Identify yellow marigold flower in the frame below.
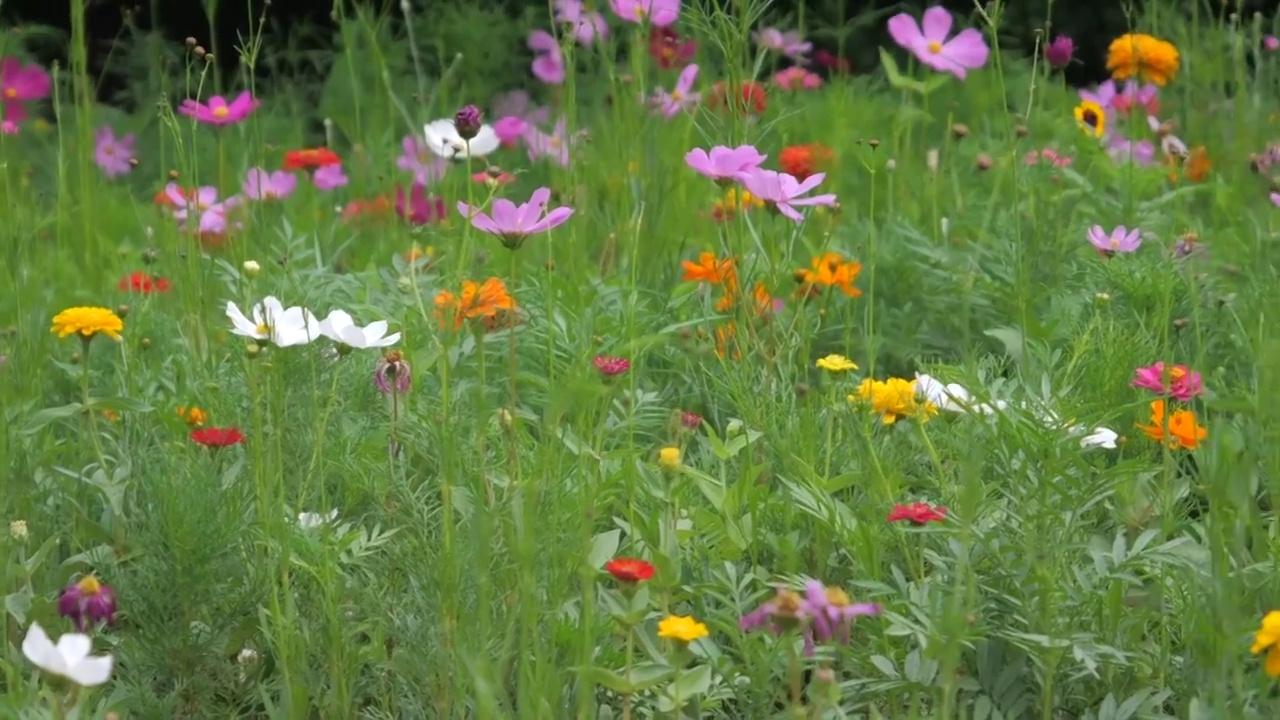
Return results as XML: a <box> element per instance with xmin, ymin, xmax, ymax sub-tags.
<box><xmin>1074</xmin><ymin>100</ymin><xmax>1106</xmax><ymax>139</ymax></box>
<box><xmin>50</xmin><ymin>306</ymin><xmax>124</xmax><ymax>341</ymax></box>
<box><xmin>851</xmin><ymin>377</ymin><xmax>938</xmax><ymax>425</ymax></box>
<box><xmin>177</xmin><ymin>406</ymin><xmax>207</xmax><ymax>427</ymax></box>
<box><xmin>1107</xmin><ymin>33</ymin><xmax>1180</xmax><ymax>86</ymax></box>
<box><xmin>1252</xmin><ymin>611</ymin><xmax>1280</xmax><ymax>677</ymax></box>
<box><xmin>816</xmin><ymin>354</ymin><xmax>858</xmax><ymax>373</ymax></box>
<box><xmin>1137</xmin><ymin>399</ymin><xmax>1206</xmax><ymax>450</ymax></box>
<box><xmin>658</xmin><ymin>446</ymin><xmax>682</xmax><ymax>471</ymax></box>
<box><xmin>658</xmin><ymin>615</ymin><xmax>709</xmax><ymax>643</ymax></box>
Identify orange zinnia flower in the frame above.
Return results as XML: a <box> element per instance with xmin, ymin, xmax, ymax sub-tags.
<box><xmin>1138</xmin><ymin>399</ymin><xmax>1207</xmax><ymax>450</ymax></box>
<box><xmin>342</xmin><ymin>196</ymin><xmax>393</xmax><ymax>224</ymax></box>
<box><xmin>794</xmin><ymin>252</ymin><xmax>862</xmax><ymax>297</ymax></box>
<box><xmin>779</xmin><ymin>143</ymin><xmax>834</xmax><ymax>181</ymax></box>
<box><xmin>433</xmin><ymin>277</ymin><xmax>516</xmax><ymax>330</ymax></box>
<box><xmin>283</xmin><ymin>148</ymin><xmax>341</xmax><ymax>170</ymax></box>
<box><xmin>682</xmin><ymin>252</ymin><xmax>737</xmax><ymax>288</ymax></box>
<box><xmin>1167</xmin><ymin>146</ymin><xmax>1210</xmax><ymax>183</ymax></box>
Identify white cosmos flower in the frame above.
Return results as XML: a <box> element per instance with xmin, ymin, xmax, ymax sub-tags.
<box><xmin>296</xmin><ymin>509</ymin><xmax>339</xmax><ymax>529</ymax></box>
<box><xmin>22</xmin><ymin>622</ymin><xmax>113</xmax><ymax>687</ymax></box>
<box><xmin>318</xmin><ymin>309</ymin><xmax>401</xmax><ymax>349</ymax></box>
<box><xmin>423</xmin><ymin>119</ymin><xmax>500</xmax><ymax>160</ymax></box>
<box><xmin>226</xmin><ymin>296</ymin><xmax>320</xmax><ymax>347</ymax></box>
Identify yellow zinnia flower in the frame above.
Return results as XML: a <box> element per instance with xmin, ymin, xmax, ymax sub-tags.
<box><xmin>658</xmin><ymin>446</ymin><xmax>682</xmax><ymax>472</ymax></box>
<box><xmin>1106</xmin><ymin>33</ymin><xmax>1180</xmax><ymax>86</ymax></box>
<box><xmin>1074</xmin><ymin>100</ymin><xmax>1106</xmax><ymax>139</ymax></box>
<box><xmin>851</xmin><ymin>377</ymin><xmax>938</xmax><ymax>425</ymax></box>
<box><xmin>177</xmin><ymin>406</ymin><xmax>208</xmax><ymax>427</ymax></box>
<box><xmin>1252</xmin><ymin>611</ymin><xmax>1280</xmax><ymax>677</ymax></box>
<box><xmin>658</xmin><ymin>615</ymin><xmax>709</xmax><ymax>643</ymax></box>
<box><xmin>816</xmin><ymin>354</ymin><xmax>858</xmax><ymax>373</ymax></box>
<box><xmin>50</xmin><ymin>306</ymin><xmax>124</xmax><ymax>341</ymax></box>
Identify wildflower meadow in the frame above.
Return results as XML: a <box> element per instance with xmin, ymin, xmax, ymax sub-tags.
<box><xmin>6</xmin><ymin>0</ymin><xmax>1280</xmax><ymax>716</ymax></box>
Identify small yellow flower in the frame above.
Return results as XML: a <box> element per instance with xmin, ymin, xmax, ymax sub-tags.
<box><xmin>816</xmin><ymin>354</ymin><xmax>858</xmax><ymax>373</ymax></box>
<box><xmin>51</xmin><ymin>306</ymin><xmax>124</xmax><ymax>341</ymax></box>
<box><xmin>658</xmin><ymin>446</ymin><xmax>682</xmax><ymax>471</ymax></box>
<box><xmin>177</xmin><ymin>406</ymin><xmax>207</xmax><ymax>427</ymax></box>
<box><xmin>851</xmin><ymin>377</ymin><xmax>938</xmax><ymax>425</ymax></box>
<box><xmin>1074</xmin><ymin>100</ymin><xmax>1106</xmax><ymax>139</ymax></box>
<box><xmin>1251</xmin><ymin>611</ymin><xmax>1280</xmax><ymax>677</ymax></box>
<box><xmin>1106</xmin><ymin>33</ymin><xmax>1180</xmax><ymax>86</ymax></box>
<box><xmin>658</xmin><ymin>615</ymin><xmax>709</xmax><ymax>643</ymax></box>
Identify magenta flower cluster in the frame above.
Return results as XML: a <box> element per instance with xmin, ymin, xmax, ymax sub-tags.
<box><xmin>685</xmin><ymin>145</ymin><xmax>837</xmax><ymax>223</ymax></box>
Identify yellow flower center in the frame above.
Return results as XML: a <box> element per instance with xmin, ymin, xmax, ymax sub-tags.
<box><xmin>3</xmin><ymin>87</ymin><xmax>16</xmax><ymax>99</ymax></box>
<box><xmin>671</xmin><ymin>90</ymin><xmax>683</xmax><ymax>102</ymax></box>
<box><xmin>213</xmin><ymin>106</ymin><xmax>230</xmax><ymax>119</ymax></box>
<box><xmin>1110</xmin><ymin>238</ymin><xmax>1120</xmax><ymax>249</ymax></box>
<box><xmin>1170</xmin><ymin>367</ymin><xmax>1187</xmax><ymax>381</ymax></box>
<box><xmin>256</xmin><ymin>323</ymin><xmax>271</xmax><ymax>336</ymax></box>
<box><xmin>77</xmin><ymin>576</ymin><xmax>102</xmax><ymax>595</ymax></box>
<box><xmin>927</xmin><ymin>41</ymin><xmax>943</xmax><ymax>54</ymax></box>
<box><xmin>826</xmin><ymin>586</ymin><xmax>851</xmax><ymax>607</ymax></box>
<box><xmin>633</xmin><ymin>5</ymin><xmax>646</xmax><ymax>18</ymax></box>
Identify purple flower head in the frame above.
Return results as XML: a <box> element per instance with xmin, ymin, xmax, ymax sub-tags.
<box><xmin>243</xmin><ymin>168</ymin><xmax>298</xmax><ymax>200</ymax></box>
<box><xmin>1266</xmin><ymin>36</ymin><xmax>1280</xmax><ymax>52</ymax></box>
<box><xmin>178</xmin><ymin>90</ymin><xmax>259</xmax><ymax>125</ymax></box>
<box><xmin>313</xmin><ymin>164</ymin><xmax>349</xmax><ymax>191</ymax></box>
<box><xmin>685</xmin><ymin>145</ymin><xmax>767</xmax><ymax>185</ymax></box>
<box><xmin>1132</xmin><ymin>361</ymin><xmax>1203</xmax><ymax>402</ymax></box>
<box><xmin>1087</xmin><ymin>225</ymin><xmax>1142</xmax><ymax>255</ymax></box>
<box><xmin>1045</xmin><ymin>35</ymin><xmax>1074</xmax><ymax>68</ymax></box>
<box><xmin>1271</xmin><ymin>191</ymin><xmax>1280</xmax><ymax>207</ymax></box>
<box><xmin>740</xmin><ymin>587</ymin><xmax>806</xmax><ymax>635</ymax></box>
<box><xmin>1</xmin><ymin>119</ymin><xmax>17</xmax><ymax>134</ymax></box>
<box><xmin>491</xmin><ymin>90</ymin><xmax>551</xmax><ymax>125</ymax></box>
<box><xmin>887</xmin><ymin>7</ymin><xmax>990</xmax><ymax>80</ymax></box>
<box><xmin>610</xmin><ymin>0</ymin><xmax>680</xmax><ymax>27</ymax></box>
<box><xmin>800</xmin><ymin>580</ymin><xmax>880</xmax><ymax>648</ymax></box>
<box><xmin>397</xmin><ymin>135</ymin><xmax>451</xmax><ymax>185</ymax></box>
<box><xmin>0</xmin><ymin>57</ymin><xmax>51</xmax><ymax>103</ymax></box>
<box><xmin>650</xmin><ymin>63</ymin><xmax>700</xmax><ymax>119</ymax></box>
<box><xmin>454</xmin><ymin>104</ymin><xmax>484</xmax><ymax>140</ymax></box>
<box><xmin>735</xmin><ymin>168</ymin><xmax>837</xmax><ymax>222</ymax></box>
<box><xmin>57</xmin><ymin>575</ymin><xmax>117</xmax><ymax>631</ymax></box>
<box><xmin>555</xmin><ymin>0</ymin><xmax>609</xmax><ymax>45</ymax></box>
<box><xmin>94</xmin><ymin>125</ymin><xmax>135</xmax><ymax>179</ymax></box>
<box><xmin>457</xmin><ymin>186</ymin><xmax>574</xmax><ymax>250</ymax></box>
<box><xmin>493</xmin><ymin>116</ymin><xmax>530</xmax><ymax>148</ymax></box>
<box><xmin>1107</xmin><ymin>135</ymin><xmax>1156</xmax><ymax>166</ymax></box>
<box><xmin>1081</xmin><ymin>80</ymin><xmax>1158</xmax><ymax>116</ymax></box>
<box><xmin>524</xmin><ymin>118</ymin><xmax>573</xmax><ymax>166</ymax></box>
<box><xmin>529</xmin><ymin>30</ymin><xmax>566</xmax><ymax>85</ymax></box>
<box><xmin>375</xmin><ymin>350</ymin><xmax>412</xmax><ymax>396</ymax></box>
<box><xmin>753</xmin><ymin>28</ymin><xmax>811</xmax><ymax>60</ymax></box>
<box><xmin>395</xmin><ymin>183</ymin><xmax>447</xmax><ymax>226</ymax></box>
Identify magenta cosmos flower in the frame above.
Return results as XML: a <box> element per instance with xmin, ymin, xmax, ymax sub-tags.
<box><xmin>1087</xmin><ymin>225</ymin><xmax>1141</xmax><ymax>255</ymax></box>
<box><xmin>555</xmin><ymin>0</ymin><xmax>608</xmax><ymax>45</ymax></box>
<box><xmin>753</xmin><ymin>28</ymin><xmax>811</xmax><ymax>59</ymax></box>
<box><xmin>685</xmin><ymin>145</ymin><xmax>767</xmax><ymax>185</ymax></box>
<box><xmin>58</xmin><ymin>575</ymin><xmax>118</xmax><ymax>631</ymax></box>
<box><xmin>491</xmin><ymin>91</ymin><xmax>551</xmax><ymax>148</ymax></box>
<box><xmin>651</xmin><ymin>64</ymin><xmax>700</xmax><ymax>119</ymax></box>
<box><xmin>529</xmin><ymin>30</ymin><xmax>566</xmax><ymax>85</ymax></box>
<box><xmin>1132</xmin><ymin>362</ymin><xmax>1203</xmax><ymax>402</ymax></box>
<box><xmin>93</xmin><ymin>126</ymin><xmax>135</xmax><ymax>178</ymax></box>
<box><xmin>887</xmin><ymin>7</ymin><xmax>989</xmax><ymax>79</ymax></box>
<box><xmin>1044</xmin><ymin>35</ymin><xmax>1074</xmax><ymax>68</ymax></box>
<box><xmin>0</xmin><ymin>57</ymin><xmax>50</xmax><ymax>122</ymax></box>
<box><xmin>457</xmin><ymin>186</ymin><xmax>574</xmax><ymax>250</ymax></box>
<box><xmin>243</xmin><ymin>168</ymin><xmax>297</xmax><ymax>200</ymax></box>
<box><xmin>395</xmin><ymin>183</ymin><xmax>447</xmax><ymax>226</ymax></box>
<box><xmin>610</xmin><ymin>0</ymin><xmax>680</xmax><ymax>27</ymax></box>
<box><xmin>735</xmin><ymin>168</ymin><xmax>837</xmax><ymax>222</ymax></box>
<box><xmin>179</xmin><ymin>90</ymin><xmax>258</xmax><ymax>125</ymax></box>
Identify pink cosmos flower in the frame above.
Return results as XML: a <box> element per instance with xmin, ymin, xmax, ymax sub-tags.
<box><xmin>1271</xmin><ymin>192</ymin><xmax>1280</xmax><ymax>207</ymax></box>
<box><xmin>651</xmin><ymin>64</ymin><xmax>700</xmax><ymax>119</ymax></box>
<box><xmin>1132</xmin><ymin>362</ymin><xmax>1203</xmax><ymax>402</ymax></box>
<box><xmin>887</xmin><ymin>7</ymin><xmax>989</xmax><ymax>80</ymax></box>
<box><xmin>1079</xmin><ymin>80</ymin><xmax>1158</xmax><ymax>117</ymax></box>
<box><xmin>243</xmin><ymin>168</ymin><xmax>298</xmax><ymax>200</ymax></box>
<box><xmin>685</xmin><ymin>144</ymin><xmax>767</xmax><ymax>184</ymax></box>
<box><xmin>1266</xmin><ymin>36</ymin><xmax>1280</xmax><ymax>52</ymax></box>
<box><xmin>529</xmin><ymin>30</ymin><xmax>566</xmax><ymax>85</ymax></box>
<box><xmin>1</xmin><ymin>119</ymin><xmax>17</xmax><ymax>135</ymax></box>
<box><xmin>178</xmin><ymin>90</ymin><xmax>259</xmax><ymax>125</ymax></box>
<box><xmin>735</xmin><ymin>168</ymin><xmax>837</xmax><ymax>222</ymax></box>
<box><xmin>525</xmin><ymin>118</ymin><xmax>573</xmax><ymax>166</ymax></box>
<box><xmin>610</xmin><ymin>0</ymin><xmax>680</xmax><ymax>27</ymax></box>
<box><xmin>1107</xmin><ymin>136</ymin><xmax>1156</xmax><ymax>166</ymax></box>
<box><xmin>1023</xmin><ymin>148</ymin><xmax>1071</xmax><ymax>167</ymax></box>
<box><xmin>1087</xmin><ymin>225</ymin><xmax>1142</xmax><ymax>255</ymax></box>
<box><xmin>395</xmin><ymin>183</ymin><xmax>447</xmax><ymax>226</ymax></box>
<box><xmin>753</xmin><ymin>28</ymin><xmax>811</xmax><ymax>60</ymax></box>
<box><xmin>313</xmin><ymin>164</ymin><xmax>349</xmax><ymax>190</ymax></box>
<box><xmin>397</xmin><ymin>135</ymin><xmax>450</xmax><ymax>185</ymax></box>
<box><xmin>0</xmin><ymin>57</ymin><xmax>50</xmax><ymax>122</ymax></box>
<box><xmin>555</xmin><ymin>0</ymin><xmax>608</xmax><ymax>45</ymax></box>
<box><xmin>93</xmin><ymin>126</ymin><xmax>135</xmax><ymax>179</ymax></box>
<box><xmin>457</xmin><ymin>186</ymin><xmax>574</xmax><ymax>250</ymax></box>
<box><xmin>773</xmin><ymin>66</ymin><xmax>823</xmax><ymax>91</ymax></box>
<box><xmin>163</xmin><ymin>183</ymin><xmax>240</xmax><ymax>234</ymax></box>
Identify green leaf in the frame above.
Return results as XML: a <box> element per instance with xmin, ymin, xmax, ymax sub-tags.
<box><xmin>626</xmin><ymin>662</ymin><xmax>676</xmax><ymax>692</ymax></box>
<box><xmin>983</xmin><ymin>327</ymin><xmax>1025</xmax><ymax>365</ymax></box>
<box><xmin>587</xmin><ymin>529</ymin><xmax>621</xmax><ymax>570</ymax></box>
<box><xmin>879</xmin><ymin>48</ymin><xmax>927</xmax><ymax>95</ymax></box>
<box><xmin>579</xmin><ymin>665</ymin><xmax>634</xmax><ymax>694</ymax></box>
<box><xmin>667</xmin><ymin>665</ymin><xmax>712</xmax><ymax>700</ymax></box>
<box><xmin>85</xmin><ymin>396</ymin><xmax>154</xmax><ymax>413</ymax></box>
<box><xmin>22</xmin><ymin>403</ymin><xmax>84</xmax><ymax>435</ymax></box>
<box><xmin>5</xmin><ymin>590</ymin><xmax>32</xmax><ymax>624</ymax></box>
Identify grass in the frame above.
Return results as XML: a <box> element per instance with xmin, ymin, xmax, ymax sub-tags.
<box><xmin>4</xmin><ymin>0</ymin><xmax>1280</xmax><ymax>717</ymax></box>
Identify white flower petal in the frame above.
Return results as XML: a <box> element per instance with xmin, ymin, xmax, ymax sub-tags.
<box><xmin>1079</xmin><ymin>426</ymin><xmax>1118</xmax><ymax>449</ymax></box>
<box><xmin>55</xmin><ymin>632</ymin><xmax>92</xmax><ymax>666</ymax></box>
<box><xmin>22</xmin><ymin>622</ymin><xmax>65</xmax><ymax>675</ymax></box>
<box><xmin>423</xmin><ymin>119</ymin><xmax>499</xmax><ymax>160</ymax></box>
<box><xmin>226</xmin><ymin>301</ymin><xmax>263</xmax><ymax>338</ymax></box>
<box><xmin>66</xmin><ymin>655</ymin><xmax>113</xmax><ymax>687</ymax></box>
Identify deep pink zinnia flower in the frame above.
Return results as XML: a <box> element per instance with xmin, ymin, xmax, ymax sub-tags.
<box><xmin>593</xmin><ymin>355</ymin><xmax>631</xmax><ymax>377</ymax></box>
<box><xmin>648</xmin><ymin>26</ymin><xmax>697</xmax><ymax>69</ymax></box>
<box><xmin>457</xmin><ymin>186</ymin><xmax>574</xmax><ymax>250</ymax></box>
<box><xmin>395</xmin><ymin>183</ymin><xmax>447</xmax><ymax>226</ymax></box>
<box><xmin>684</xmin><ymin>145</ymin><xmax>767</xmax><ymax>185</ymax></box>
<box><xmin>178</xmin><ymin>90</ymin><xmax>259</xmax><ymax>125</ymax></box>
<box><xmin>887</xmin><ymin>7</ymin><xmax>989</xmax><ymax>79</ymax></box>
<box><xmin>1131</xmin><ymin>362</ymin><xmax>1203</xmax><ymax>402</ymax></box>
<box><xmin>58</xmin><ymin>575</ymin><xmax>118</xmax><ymax>631</ymax></box>
<box><xmin>888</xmin><ymin>501</ymin><xmax>948</xmax><ymax>525</ymax></box>
<box><xmin>735</xmin><ymin>168</ymin><xmax>837</xmax><ymax>222</ymax></box>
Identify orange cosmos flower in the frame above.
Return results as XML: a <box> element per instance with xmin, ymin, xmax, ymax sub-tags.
<box><xmin>779</xmin><ymin>143</ymin><xmax>834</xmax><ymax>181</ymax></box>
<box><xmin>283</xmin><ymin>148</ymin><xmax>341</xmax><ymax>170</ymax></box>
<box><xmin>433</xmin><ymin>277</ymin><xmax>516</xmax><ymax>330</ymax></box>
<box><xmin>1138</xmin><ymin>399</ymin><xmax>1207</xmax><ymax>450</ymax></box>
<box><xmin>682</xmin><ymin>252</ymin><xmax>737</xmax><ymax>288</ymax></box>
<box><xmin>794</xmin><ymin>252</ymin><xmax>862</xmax><ymax>298</ymax></box>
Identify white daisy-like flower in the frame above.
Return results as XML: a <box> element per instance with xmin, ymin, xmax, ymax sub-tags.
<box><xmin>318</xmin><ymin>309</ymin><xmax>401</xmax><ymax>349</ymax></box>
<box><xmin>226</xmin><ymin>296</ymin><xmax>320</xmax><ymax>347</ymax></box>
<box><xmin>423</xmin><ymin>118</ymin><xmax>500</xmax><ymax>160</ymax></box>
<box><xmin>296</xmin><ymin>509</ymin><xmax>339</xmax><ymax>529</ymax></box>
<box><xmin>22</xmin><ymin>622</ymin><xmax>113</xmax><ymax>687</ymax></box>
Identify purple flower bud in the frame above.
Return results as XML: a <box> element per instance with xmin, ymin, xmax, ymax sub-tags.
<box><xmin>1045</xmin><ymin>35</ymin><xmax>1074</xmax><ymax>69</ymax></box>
<box><xmin>375</xmin><ymin>350</ymin><xmax>412</xmax><ymax>396</ymax></box>
<box><xmin>453</xmin><ymin>105</ymin><xmax>483</xmax><ymax>141</ymax></box>
<box><xmin>58</xmin><ymin>575</ymin><xmax>117</xmax><ymax>631</ymax></box>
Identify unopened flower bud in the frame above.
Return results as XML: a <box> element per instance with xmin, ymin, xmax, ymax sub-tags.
<box><xmin>951</xmin><ymin>123</ymin><xmax>969</xmax><ymax>139</ymax></box>
<box><xmin>975</xmin><ymin>154</ymin><xmax>993</xmax><ymax>171</ymax></box>
<box><xmin>9</xmin><ymin>519</ymin><xmax>28</xmax><ymax>542</ymax></box>
<box><xmin>453</xmin><ymin>104</ymin><xmax>483</xmax><ymax>141</ymax></box>
<box><xmin>242</xmin><ymin>260</ymin><xmax>261</xmax><ymax>277</ymax></box>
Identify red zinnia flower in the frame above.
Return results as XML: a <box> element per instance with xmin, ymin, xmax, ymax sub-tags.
<box><xmin>593</xmin><ymin>355</ymin><xmax>631</xmax><ymax>377</ymax></box>
<box><xmin>605</xmin><ymin>557</ymin><xmax>655</xmax><ymax>583</ymax></box>
<box><xmin>887</xmin><ymin>502</ymin><xmax>948</xmax><ymax>525</ymax></box>
<box><xmin>681</xmin><ymin>411</ymin><xmax>703</xmax><ymax>430</ymax></box>
<box><xmin>283</xmin><ymin>148</ymin><xmax>341</xmax><ymax>171</ymax></box>
<box><xmin>190</xmin><ymin>427</ymin><xmax>245</xmax><ymax>448</ymax></box>
<box><xmin>118</xmin><ymin>271</ymin><xmax>171</xmax><ymax>294</ymax></box>
<box><xmin>778</xmin><ymin>143</ymin><xmax>834</xmax><ymax>181</ymax></box>
<box><xmin>648</xmin><ymin>27</ymin><xmax>696</xmax><ymax>69</ymax></box>
<box><xmin>709</xmin><ymin>81</ymin><xmax>768</xmax><ymax>115</ymax></box>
